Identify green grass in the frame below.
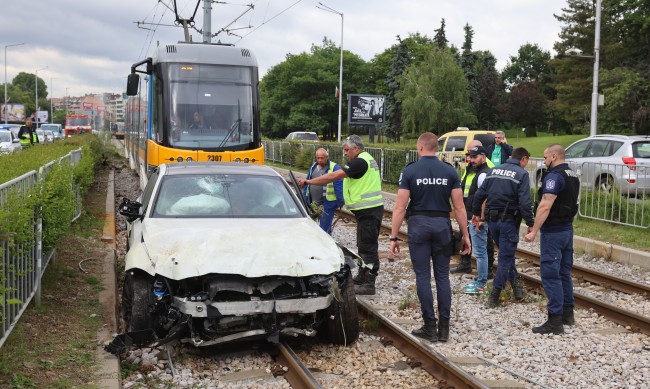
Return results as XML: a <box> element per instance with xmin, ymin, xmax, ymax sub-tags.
<box><xmin>505</xmin><ymin>133</ymin><xmax>585</xmax><ymax>158</ymax></box>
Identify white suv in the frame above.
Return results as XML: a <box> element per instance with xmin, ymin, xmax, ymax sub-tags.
<box><xmin>535</xmin><ymin>135</ymin><xmax>650</xmax><ymax>195</ymax></box>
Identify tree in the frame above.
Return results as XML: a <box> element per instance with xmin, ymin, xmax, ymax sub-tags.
<box><xmin>473</xmin><ymin>51</ymin><xmax>505</xmax><ymax>130</ymax></box>
<box><xmin>260</xmin><ymin>38</ymin><xmax>368</xmax><ymax>140</ymax></box>
<box><xmin>433</xmin><ymin>18</ymin><xmax>448</xmax><ymax>49</ymax></box>
<box><xmin>599</xmin><ymin>67</ymin><xmax>650</xmax><ymax>134</ymax></box>
<box><xmin>504</xmin><ymin>82</ymin><xmax>547</xmax><ymax>135</ymax></box>
<box><xmin>384</xmin><ymin>36</ymin><xmax>410</xmax><ymax>141</ymax></box>
<box><xmin>397</xmin><ymin>48</ymin><xmax>476</xmax><ymax>136</ymax></box>
<box><xmin>501</xmin><ymin>43</ymin><xmax>552</xmax><ymax>93</ymax></box>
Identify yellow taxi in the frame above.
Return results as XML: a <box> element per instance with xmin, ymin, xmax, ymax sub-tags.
<box><xmin>437</xmin><ymin>128</ymin><xmax>496</xmax><ymax>167</ymax></box>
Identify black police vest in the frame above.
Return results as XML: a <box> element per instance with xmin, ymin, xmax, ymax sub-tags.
<box><xmin>537</xmin><ymin>166</ymin><xmax>579</xmax><ymax>224</ymax></box>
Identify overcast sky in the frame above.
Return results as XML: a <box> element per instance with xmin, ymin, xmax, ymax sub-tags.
<box><xmin>1</xmin><ymin>0</ymin><xmax>568</xmax><ymax>99</ymax></box>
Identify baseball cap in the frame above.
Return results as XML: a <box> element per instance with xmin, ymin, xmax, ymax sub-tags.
<box><xmin>468</xmin><ymin>146</ymin><xmax>486</xmax><ymax>156</ymax></box>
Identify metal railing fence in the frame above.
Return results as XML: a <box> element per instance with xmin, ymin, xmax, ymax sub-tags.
<box><xmin>0</xmin><ymin>148</ymin><xmax>84</xmax><ymax>349</ymax></box>
<box><xmin>265</xmin><ymin>140</ymin><xmax>649</xmax><ymax>228</ymax></box>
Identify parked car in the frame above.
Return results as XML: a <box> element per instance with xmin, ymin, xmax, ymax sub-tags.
<box><xmin>437</xmin><ymin>128</ymin><xmax>496</xmax><ymax>165</ymax></box>
<box><xmin>112</xmin><ymin>163</ymin><xmax>359</xmax><ymax>351</ymax></box>
<box><xmin>35</xmin><ymin>128</ymin><xmax>55</xmax><ymax>143</ymax></box>
<box><xmin>39</xmin><ymin>124</ymin><xmax>64</xmax><ymax>140</ymax></box>
<box><xmin>286</xmin><ymin>131</ymin><xmax>319</xmax><ymax>141</ymax></box>
<box><xmin>534</xmin><ymin>134</ymin><xmax>650</xmax><ymax>195</ymax></box>
<box><xmin>0</xmin><ymin>129</ymin><xmax>22</xmax><ymax>154</ymax></box>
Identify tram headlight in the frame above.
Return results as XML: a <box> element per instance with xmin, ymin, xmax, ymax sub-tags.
<box><xmin>234</xmin><ymin>158</ymin><xmax>241</xmax><ymax>163</ymax></box>
<box><xmin>244</xmin><ymin>158</ymin><xmax>250</xmax><ymax>163</ymax></box>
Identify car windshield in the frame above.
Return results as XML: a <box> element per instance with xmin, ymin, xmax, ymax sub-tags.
<box><xmin>0</xmin><ymin>132</ymin><xmax>11</xmax><ymax>142</ymax></box>
<box><xmin>295</xmin><ymin>133</ymin><xmax>318</xmax><ymax>140</ymax></box>
<box><xmin>152</xmin><ymin>174</ymin><xmax>302</xmax><ymax>218</ymax></box>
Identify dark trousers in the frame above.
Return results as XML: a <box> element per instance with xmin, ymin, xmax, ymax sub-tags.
<box><xmin>540</xmin><ymin>229</ymin><xmax>575</xmax><ymax>315</ymax></box>
<box><xmin>489</xmin><ymin>219</ymin><xmax>519</xmax><ymax>291</ymax></box>
<box><xmin>352</xmin><ymin>205</ymin><xmax>383</xmax><ymax>273</ymax></box>
<box><xmin>407</xmin><ymin>215</ymin><xmax>452</xmax><ymax>322</ymax></box>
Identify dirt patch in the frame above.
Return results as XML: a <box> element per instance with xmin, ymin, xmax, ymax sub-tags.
<box><xmin>0</xmin><ymin>165</ymin><xmax>115</xmax><ymax>388</ymax></box>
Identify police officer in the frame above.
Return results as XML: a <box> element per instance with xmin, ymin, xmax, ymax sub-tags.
<box><xmin>524</xmin><ymin>144</ymin><xmax>579</xmax><ymax>335</ymax></box>
<box><xmin>390</xmin><ymin>132</ymin><xmax>471</xmax><ymax>342</ymax></box>
<box><xmin>304</xmin><ymin>148</ymin><xmax>345</xmax><ymax>234</ymax></box>
<box><xmin>472</xmin><ymin>147</ymin><xmax>534</xmax><ymax>307</ymax></box>
<box><xmin>298</xmin><ymin>135</ymin><xmax>383</xmax><ymax>295</ymax></box>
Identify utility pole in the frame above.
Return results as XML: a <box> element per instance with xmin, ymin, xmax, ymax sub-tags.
<box><xmin>203</xmin><ymin>0</ymin><xmax>212</xmax><ymax>43</ymax></box>
<box><xmin>589</xmin><ymin>0</ymin><xmax>602</xmax><ymax>137</ymax></box>
<box><xmin>4</xmin><ymin>43</ymin><xmax>24</xmax><ymax>124</ymax></box>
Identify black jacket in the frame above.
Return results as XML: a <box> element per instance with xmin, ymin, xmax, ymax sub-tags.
<box><xmin>472</xmin><ymin>158</ymin><xmax>534</xmax><ymax>227</ymax></box>
<box><xmin>486</xmin><ymin>143</ymin><xmax>513</xmax><ymax>165</ymax></box>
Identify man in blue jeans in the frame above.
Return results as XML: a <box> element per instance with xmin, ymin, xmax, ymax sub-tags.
<box><xmin>525</xmin><ymin>144</ymin><xmax>579</xmax><ymax>335</ymax></box>
<box><xmin>462</xmin><ymin>146</ymin><xmax>491</xmax><ymax>293</ymax></box>
<box><xmin>304</xmin><ymin>148</ymin><xmax>344</xmax><ymax>234</ymax></box>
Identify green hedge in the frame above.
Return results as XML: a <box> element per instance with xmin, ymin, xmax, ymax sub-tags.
<box><xmin>0</xmin><ymin>136</ymin><xmax>108</xmax><ymax>311</ymax></box>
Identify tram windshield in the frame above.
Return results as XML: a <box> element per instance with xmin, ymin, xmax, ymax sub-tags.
<box><xmin>165</xmin><ymin>63</ymin><xmax>255</xmax><ymax>150</ymax></box>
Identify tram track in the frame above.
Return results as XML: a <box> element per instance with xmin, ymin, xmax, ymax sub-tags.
<box><xmin>336</xmin><ymin>206</ymin><xmax>650</xmax><ymax>335</ymax></box>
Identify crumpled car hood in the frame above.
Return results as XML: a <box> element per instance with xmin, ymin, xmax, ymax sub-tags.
<box><xmin>134</xmin><ymin>217</ymin><xmax>344</xmax><ymax>279</ymax></box>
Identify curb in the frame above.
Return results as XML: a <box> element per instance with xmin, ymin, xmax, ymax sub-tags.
<box><xmin>97</xmin><ymin>168</ymin><xmax>121</xmax><ymax>389</ymax></box>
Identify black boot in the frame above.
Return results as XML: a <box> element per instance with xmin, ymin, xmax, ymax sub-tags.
<box><xmin>412</xmin><ymin>319</ymin><xmax>438</xmax><ymax>342</ymax></box>
<box><xmin>353</xmin><ymin>267</ymin><xmax>369</xmax><ymax>285</ymax></box>
<box><xmin>437</xmin><ymin>318</ymin><xmax>450</xmax><ymax>342</ymax></box>
<box><xmin>532</xmin><ymin>313</ymin><xmax>564</xmax><ymax>335</ymax></box>
<box><xmin>450</xmin><ymin>255</ymin><xmax>472</xmax><ymax>274</ymax></box>
<box><xmin>355</xmin><ymin>272</ymin><xmax>376</xmax><ymax>295</ymax></box>
<box><xmin>512</xmin><ymin>277</ymin><xmax>524</xmax><ymax>301</ymax></box>
<box><xmin>562</xmin><ymin>306</ymin><xmax>575</xmax><ymax>326</ymax></box>
<box><xmin>486</xmin><ymin>288</ymin><xmax>501</xmax><ymax>308</ymax></box>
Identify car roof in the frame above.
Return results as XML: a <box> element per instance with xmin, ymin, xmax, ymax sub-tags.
<box><xmin>289</xmin><ymin>131</ymin><xmax>317</xmax><ymax>135</ymax></box>
<box><xmin>163</xmin><ymin>162</ymin><xmax>281</xmax><ymax>177</ymax></box>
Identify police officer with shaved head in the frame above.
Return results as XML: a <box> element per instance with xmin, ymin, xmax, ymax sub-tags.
<box><xmin>471</xmin><ymin>147</ymin><xmax>534</xmax><ymax>308</ymax></box>
<box><xmin>390</xmin><ymin>132</ymin><xmax>471</xmax><ymax>342</ymax></box>
<box><xmin>524</xmin><ymin>144</ymin><xmax>579</xmax><ymax>335</ymax></box>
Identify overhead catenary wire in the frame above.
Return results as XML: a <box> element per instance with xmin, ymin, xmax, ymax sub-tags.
<box><xmin>236</xmin><ymin>0</ymin><xmax>304</xmax><ymax>43</ymax></box>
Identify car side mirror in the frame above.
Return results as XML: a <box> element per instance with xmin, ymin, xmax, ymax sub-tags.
<box><xmin>13</xmin><ymin>139</ymin><xmax>19</xmax><ymax>144</ymax></box>
<box><xmin>119</xmin><ymin>197</ymin><xmax>143</xmax><ymax>223</ymax></box>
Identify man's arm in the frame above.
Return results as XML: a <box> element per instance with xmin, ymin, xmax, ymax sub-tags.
<box><xmin>451</xmin><ymin>188</ymin><xmax>471</xmax><ymax>255</ymax></box>
<box><xmin>389</xmin><ymin>188</ymin><xmax>410</xmax><ymax>255</ymax></box>
<box><xmin>299</xmin><ymin>168</ymin><xmax>347</xmax><ymax>187</ymax></box>
<box><xmin>524</xmin><ymin>193</ymin><xmax>557</xmax><ymax>242</ymax></box>
<box><xmin>332</xmin><ymin>164</ymin><xmax>345</xmax><ymax>207</ymax></box>
<box><xmin>518</xmin><ymin>171</ymin><xmax>535</xmax><ymax>227</ymax></box>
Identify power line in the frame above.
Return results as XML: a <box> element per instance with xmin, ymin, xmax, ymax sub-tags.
<box><xmin>236</xmin><ymin>0</ymin><xmax>304</xmax><ymax>43</ymax></box>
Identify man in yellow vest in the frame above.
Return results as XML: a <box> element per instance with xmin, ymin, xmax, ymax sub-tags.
<box><xmin>18</xmin><ymin>120</ymin><xmax>38</xmax><ymax>148</ymax></box>
<box><xmin>304</xmin><ymin>148</ymin><xmax>345</xmax><ymax>234</ymax></box>
<box><xmin>299</xmin><ymin>135</ymin><xmax>384</xmax><ymax>295</ymax></box>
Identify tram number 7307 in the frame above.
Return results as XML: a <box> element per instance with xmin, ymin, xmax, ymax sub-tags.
<box><xmin>207</xmin><ymin>155</ymin><xmax>222</xmax><ymax>162</ymax></box>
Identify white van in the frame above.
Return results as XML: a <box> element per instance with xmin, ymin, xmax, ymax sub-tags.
<box><xmin>40</xmin><ymin>124</ymin><xmax>64</xmax><ymax>140</ymax></box>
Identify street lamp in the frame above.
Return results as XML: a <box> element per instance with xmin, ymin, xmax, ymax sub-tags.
<box><xmin>35</xmin><ymin>66</ymin><xmax>48</xmax><ymax>127</ymax></box>
<box><xmin>316</xmin><ymin>2</ymin><xmax>343</xmax><ymax>142</ymax></box>
<box><xmin>4</xmin><ymin>43</ymin><xmax>24</xmax><ymax>124</ymax></box>
<box><xmin>589</xmin><ymin>0</ymin><xmax>602</xmax><ymax>137</ymax></box>
<box><xmin>50</xmin><ymin>77</ymin><xmax>57</xmax><ymax>124</ymax></box>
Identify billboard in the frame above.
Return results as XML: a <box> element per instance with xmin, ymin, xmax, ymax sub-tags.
<box><xmin>1</xmin><ymin>104</ymin><xmax>26</xmax><ymax>122</ymax></box>
<box><xmin>347</xmin><ymin>94</ymin><xmax>385</xmax><ymax>125</ymax></box>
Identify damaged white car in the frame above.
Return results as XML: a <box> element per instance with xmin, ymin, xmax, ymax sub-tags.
<box><xmin>107</xmin><ymin>163</ymin><xmax>359</xmax><ymax>354</ymax></box>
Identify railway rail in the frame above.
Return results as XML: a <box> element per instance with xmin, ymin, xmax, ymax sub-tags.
<box><xmin>336</xmin><ymin>207</ymin><xmax>650</xmax><ymax>336</ymax></box>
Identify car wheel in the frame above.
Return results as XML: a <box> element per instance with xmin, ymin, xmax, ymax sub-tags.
<box><xmin>322</xmin><ymin>270</ymin><xmax>359</xmax><ymax>345</ymax></box>
<box><xmin>596</xmin><ymin>174</ymin><xmax>614</xmax><ymax>193</ymax></box>
<box><xmin>122</xmin><ymin>270</ymin><xmax>153</xmax><ymax>332</ymax></box>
